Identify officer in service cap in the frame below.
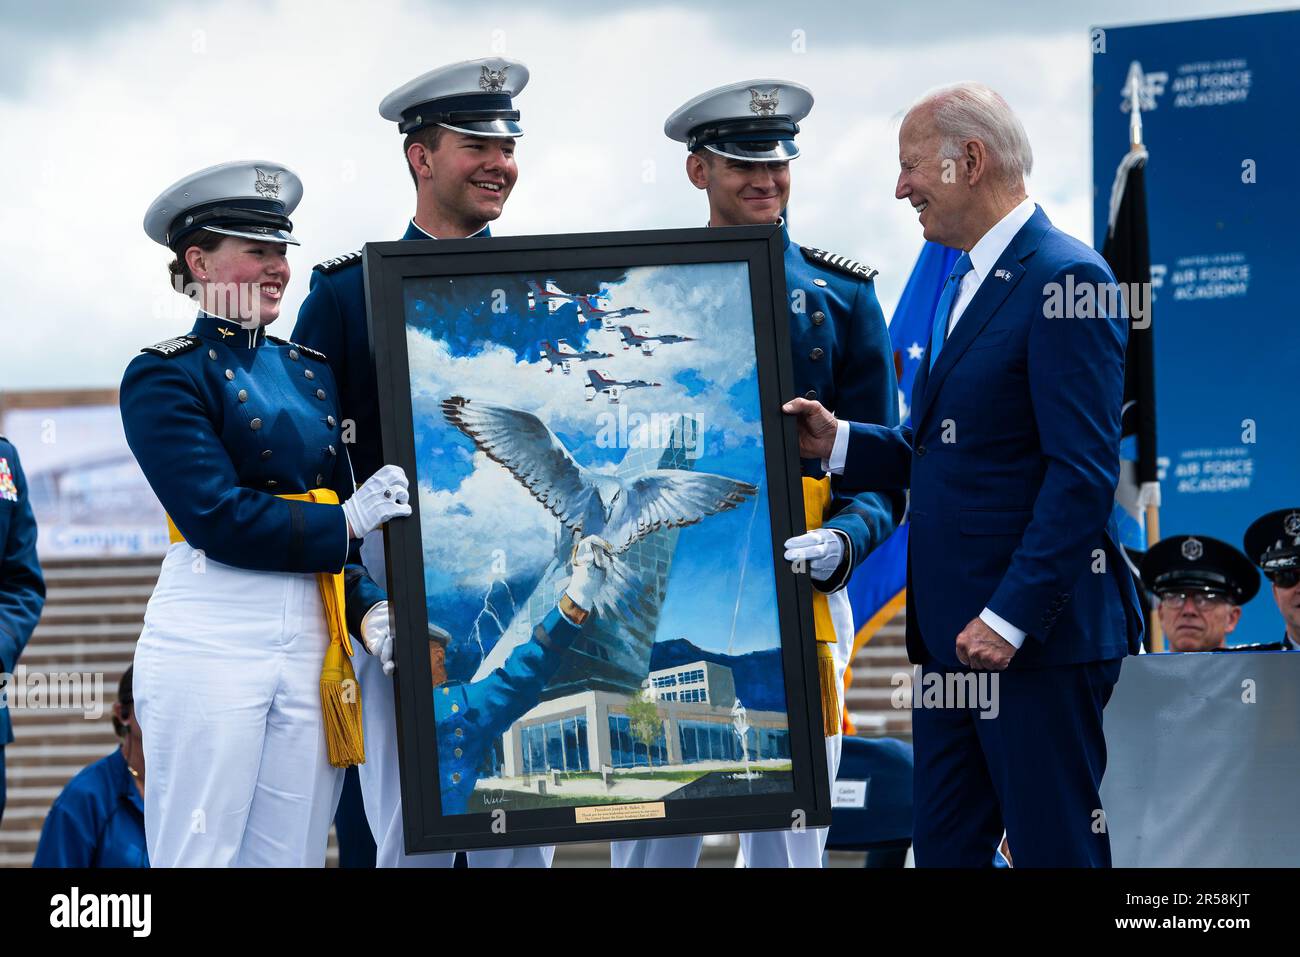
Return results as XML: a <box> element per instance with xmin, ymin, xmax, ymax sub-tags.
<box><xmin>610</xmin><ymin>81</ymin><xmax>903</xmax><ymax>870</ymax></box>
<box><xmin>1139</xmin><ymin>535</ymin><xmax>1259</xmax><ymax>653</ymax></box>
<box><xmin>292</xmin><ymin>59</ymin><xmax>551</xmax><ymax>869</ymax></box>
<box><xmin>1243</xmin><ymin>509</ymin><xmax>1300</xmax><ymax>650</ymax></box>
<box><xmin>123</xmin><ymin>160</ymin><xmax>413</xmax><ymax>866</ymax></box>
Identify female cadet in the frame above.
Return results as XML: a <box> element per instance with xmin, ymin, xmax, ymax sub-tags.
<box><xmin>122</xmin><ymin>161</ymin><xmax>410</xmax><ymax>867</ymax></box>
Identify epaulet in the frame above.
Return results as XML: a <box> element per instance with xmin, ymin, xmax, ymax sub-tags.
<box><xmin>266</xmin><ymin>335</ymin><xmax>328</xmax><ymax>363</ymax></box>
<box><xmin>314</xmin><ymin>251</ymin><xmax>361</xmax><ymax>275</ymax></box>
<box><xmin>141</xmin><ymin>335</ymin><xmax>201</xmax><ymax>358</ymax></box>
<box><xmin>801</xmin><ymin>246</ymin><xmax>878</xmax><ymax>283</ymax></box>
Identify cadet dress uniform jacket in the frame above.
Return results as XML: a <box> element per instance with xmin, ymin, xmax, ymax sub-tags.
<box><xmin>779</xmin><ymin>221</ymin><xmax>904</xmax><ymax>590</ymax></box>
<box><xmin>120</xmin><ymin>313</ymin><xmax>384</xmax><ymax>614</ymax></box>
<box><xmin>0</xmin><ymin>438</ymin><xmax>46</xmax><ymax>825</ymax></box>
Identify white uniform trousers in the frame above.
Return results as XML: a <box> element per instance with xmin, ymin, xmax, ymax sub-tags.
<box><xmin>133</xmin><ymin>543</ymin><xmax>345</xmax><ymax>867</ymax></box>
<box><xmin>611</xmin><ymin>587</ymin><xmax>854</xmax><ymax>868</ymax></box>
<box><xmin>353</xmin><ymin>533</ymin><xmax>554</xmax><ymax>868</ymax></box>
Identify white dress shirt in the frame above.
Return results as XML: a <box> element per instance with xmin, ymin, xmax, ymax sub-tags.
<box><xmin>825</xmin><ymin>197</ymin><xmax>1038</xmax><ymax>650</ymax></box>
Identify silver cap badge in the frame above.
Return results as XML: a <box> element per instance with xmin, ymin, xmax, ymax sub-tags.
<box><xmin>749</xmin><ymin>87</ymin><xmax>780</xmax><ymax>116</ymax></box>
<box><xmin>1181</xmin><ymin>537</ymin><xmax>1204</xmax><ymax>561</ymax></box>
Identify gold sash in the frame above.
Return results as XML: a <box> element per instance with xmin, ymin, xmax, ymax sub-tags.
<box><xmin>801</xmin><ymin>476</ymin><xmax>841</xmax><ymax>737</ymax></box>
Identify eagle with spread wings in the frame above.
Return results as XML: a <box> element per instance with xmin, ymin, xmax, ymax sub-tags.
<box><xmin>442</xmin><ymin>395</ymin><xmax>759</xmax><ymax>617</ymax></box>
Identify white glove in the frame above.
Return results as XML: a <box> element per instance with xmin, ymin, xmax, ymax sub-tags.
<box><xmin>784</xmin><ymin>528</ymin><xmax>845</xmax><ymax>582</ymax></box>
<box><xmin>343</xmin><ymin>464</ymin><xmax>411</xmax><ymax>539</ymax></box>
<box><xmin>360</xmin><ymin>601</ymin><xmax>395</xmax><ymax>676</ymax></box>
<box><xmin>564</xmin><ymin>535</ymin><xmax>612</xmax><ymax>614</ymax></box>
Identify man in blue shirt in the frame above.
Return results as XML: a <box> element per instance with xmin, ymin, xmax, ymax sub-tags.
<box><xmin>0</xmin><ymin>436</ymin><xmax>45</xmax><ymax>826</ymax></box>
<box><xmin>34</xmin><ymin>668</ymin><xmax>148</xmax><ymax>867</ymax></box>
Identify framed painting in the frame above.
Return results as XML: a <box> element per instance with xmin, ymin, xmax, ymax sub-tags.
<box><xmin>364</xmin><ymin>225</ymin><xmax>831</xmax><ymax>852</ymax></box>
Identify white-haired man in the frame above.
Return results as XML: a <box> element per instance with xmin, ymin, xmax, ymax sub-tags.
<box><xmin>785</xmin><ymin>83</ymin><xmax>1143</xmax><ymax>866</ymax></box>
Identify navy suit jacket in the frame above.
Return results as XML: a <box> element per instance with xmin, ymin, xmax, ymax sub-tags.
<box><xmin>841</xmin><ymin>207</ymin><xmax>1143</xmax><ymax>669</ymax></box>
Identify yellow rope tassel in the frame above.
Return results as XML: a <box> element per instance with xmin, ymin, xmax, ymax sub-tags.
<box><xmin>320</xmin><ymin>638</ymin><xmax>366</xmax><ymax>768</ymax></box>
<box><xmin>802</xmin><ymin>476</ymin><xmax>843</xmax><ymax>739</ymax></box>
<box><xmin>816</xmin><ymin>641</ymin><xmax>841</xmax><ymax>738</ymax></box>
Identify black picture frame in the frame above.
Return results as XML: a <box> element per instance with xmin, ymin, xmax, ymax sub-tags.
<box><xmin>364</xmin><ymin>225</ymin><xmax>830</xmax><ymax>853</ymax></box>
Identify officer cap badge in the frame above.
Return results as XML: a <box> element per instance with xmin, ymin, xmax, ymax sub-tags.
<box><xmin>479</xmin><ymin>64</ymin><xmax>509</xmax><ymax>92</ymax></box>
<box><xmin>749</xmin><ymin>87</ymin><xmax>780</xmax><ymax>116</ymax></box>
<box><xmin>253</xmin><ymin>167</ymin><xmax>283</xmax><ymax>199</ymax></box>
<box><xmin>1285</xmin><ymin>511</ymin><xmax>1300</xmax><ymax>540</ymax></box>
<box><xmin>1182</xmin><ymin>537</ymin><xmax>1203</xmax><ymax>561</ymax></box>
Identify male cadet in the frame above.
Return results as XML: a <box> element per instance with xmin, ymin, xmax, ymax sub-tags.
<box><xmin>1138</xmin><ymin>536</ymin><xmax>1258</xmax><ymax>652</ymax></box>
<box><xmin>0</xmin><ymin>436</ymin><xmax>46</xmax><ymax>826</ymax></box>
<box><xmin>1243</xmin><ymin>510</ymin><xmax>1300</xmax><ymax>650</ymax></box>
<box><xmin>609</xmin><ymin>79</ymin><xmax>903</xmax><ymax>868</ymax></box>
<box><xmin>292</xmin><ymin>57</ymin><xmax>550</xmax><ymax>868</ymax></box>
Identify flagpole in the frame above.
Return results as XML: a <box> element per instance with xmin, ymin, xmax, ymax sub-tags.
<box><xmin>1126</xmin><ymin>61</ymin><xmax>1166</xmax><ymax>653</ymax></box>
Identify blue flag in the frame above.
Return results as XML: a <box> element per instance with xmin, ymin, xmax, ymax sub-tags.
<box><xmin>845</xmin><ymin>242</ymin><xmax>959</xmax><ymax>666</ymax></box>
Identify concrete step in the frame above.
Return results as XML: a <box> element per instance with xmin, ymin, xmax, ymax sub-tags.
<box><xmin>43</xmin><ymin>583</ymin><xmax>155</xmax><ymax>603</ymax></box>
<box><xmin>30</xmin><ymin>622</ymin><xmax>143</xmax><ymax>641</ymax></box>
<box><xmin>19</xmin><ymin>638</ymin><xmax>139</xmax><ymax>660</ymax></box>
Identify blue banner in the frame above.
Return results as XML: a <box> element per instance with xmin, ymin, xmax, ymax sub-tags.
<box><xmin>1093</xmin><ymin>10</ymin><xmax>1300</xmax><ymax>647</ymax></box>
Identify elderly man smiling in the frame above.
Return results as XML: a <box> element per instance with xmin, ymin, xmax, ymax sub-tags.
<box><xmin>784</xmin><ymin>83</ymin><xmax>1144</xmax><ymax>867</ymax></box>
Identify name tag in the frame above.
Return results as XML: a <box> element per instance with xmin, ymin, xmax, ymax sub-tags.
<box><xmin>832</xmin><ymin>780</ymin><xmax>868</xmax><ymax>808</ymax></box>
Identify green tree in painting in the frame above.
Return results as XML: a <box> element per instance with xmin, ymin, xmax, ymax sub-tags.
<box><xmin>626</xmin><ymin>693</ymin><xmax>664</xmax><ymax>769</ymax></box>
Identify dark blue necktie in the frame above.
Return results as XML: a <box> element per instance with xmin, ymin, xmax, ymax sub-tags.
<box><xmin>929</xmin><ymin>253</ymin><xmax>974</xmax><ymax>370</ymax></box>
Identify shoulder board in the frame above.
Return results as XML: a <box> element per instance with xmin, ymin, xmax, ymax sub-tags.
<box><xmin>314</xmin><ymin>251</ymin><xmax>361</xmax><ymax>275</ymax></box>
<box><xmin>265</xmin><ymin>336</ymin><xmax>328</xmax><ymax>363</ymax></box>
<box><xmin>801</xmin><ymin>246</ymin><xmax>878</xmax><ymax>283</ymax></box>
<box><xmin>141</xmin><ymin>335</ymin><xmax>201</xmax><ymax>358</ymax></box>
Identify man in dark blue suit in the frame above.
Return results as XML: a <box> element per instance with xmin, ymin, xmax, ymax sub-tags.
<box><xmin>784</xmin><ymin>82</ymin><xmax>1143</xmax><ymax>867</ymax></box>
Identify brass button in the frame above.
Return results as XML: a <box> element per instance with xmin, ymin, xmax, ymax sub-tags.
<box><xmin>451</xmin><ymin>703</ymin><xmax>459</xmax><ymax>713</ymax></box>
<box><xmin>451</xmin><ymin>772</ymin><xmax>461</xmax><ymax>783</ymax></box>
<box><xmin>289</xmin><ymin>349</ymin><xmax>300</xmax><ymax>360</ymax></box>
<box><xmin>326</xmin><ymin>415</ymin><xmax>336</xmax><ymax>428</ymax></box>
<box><xmin>316</xmin><ymin>389</ymin><xmax>326</xmax><ymax>400</ymax></box>
<box><xmin>261</xmin><ymin>450</ymin><xmax>272</xmax><ymax>460</ymax></box>
<box><xmin>813</xmin><ymin>278</ymin><xmax>828</xmax><ymax>287</ymax></box>
<box><xmin>250</xmin><ymin>418</ymin><xmax>263</xmax><ymax>430</ymax></box>
<box><xmin>811</xmin><ymin>311</ymin><xmax>826</xmax><ymax>326</ymax></box>
<box><xmin>225</xmin><ymin>369</ymin><xmax>235</xmax><ymax>381</ymax></box>
<box><xmin>304</xmin><ymin>369</ymin><xmax>315</xmax><ymax>380</ymax></box>
<box><xmin>809</xmin><ymin>347</ymin><xmax>824</xmax><ymax>360</ymax></box>
<box><xmin>453</xmin><ymin>747</ymin><xmax>463</xmax><ymax>759</ymax></box>
<box><xmin>237</xmin><ymin>389</ymin><xmax>248</xmax><ymax>403</ymax></box>
<box><xmin>208</xmin><ymin>349</ymin><xmax>218</xmax><ymax>360</ymax></box>
<box><xmin>804</xmin><ymin>389</ymin><xmax>818</xmax><ymax>400</ymax></box>
<box><xmin>442</xmin><ymin>687</ymin><xmax>450</xmax><ymax>695</ymax></box>
<box><xmin>454</xmin><ymin>727</ymin><xmax>463</xmax><ymax>737</ymax></box>
<box><xmin>328</xmin><ymin>445</ymin><xmax>336</xmax><ymax>456</ymax></box>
